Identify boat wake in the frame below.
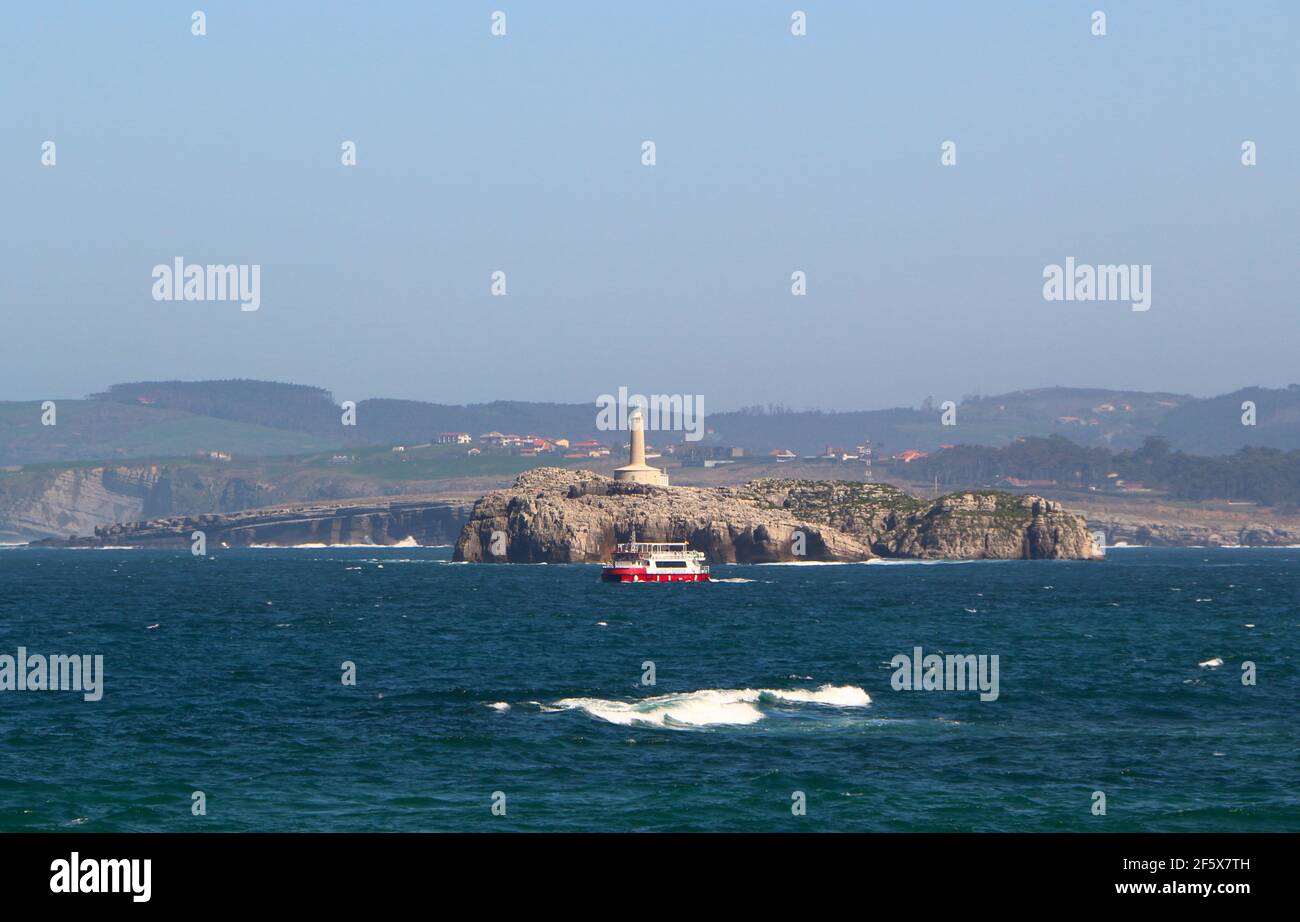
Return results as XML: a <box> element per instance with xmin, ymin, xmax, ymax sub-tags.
<box><xmin>550</xmin><ymin>684</ymin><xmax>870</xmax><ymax>729</ymax></box>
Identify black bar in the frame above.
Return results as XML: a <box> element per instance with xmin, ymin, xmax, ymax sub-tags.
<box><xmin>0</xmin><ymin>832</ymin><xmax>1284</xmax><ymax>906</ymax></box>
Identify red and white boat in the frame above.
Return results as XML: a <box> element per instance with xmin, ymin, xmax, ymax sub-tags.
<box><xmin>601</xmin><ymin>535</ymin><xmax>710</xmax><ymax>583</ymax></box>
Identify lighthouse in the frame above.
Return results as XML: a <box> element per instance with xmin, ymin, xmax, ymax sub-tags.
<box><xmin>614</xmin><ymin>409</ymin><xmax>669</xmax><ymax>486</ymax></box>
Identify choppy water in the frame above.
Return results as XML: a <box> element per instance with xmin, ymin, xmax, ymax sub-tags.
<box><xmin>0</xmin><ymin>546</ymin><xmax>1295</xmax><ymax>831</ymax></box>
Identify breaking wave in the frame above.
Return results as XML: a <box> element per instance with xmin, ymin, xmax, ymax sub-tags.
<box><xmin>552</xmin><ymin>684</ymin><xmax>870</xmax><ymax>729</ymax></box>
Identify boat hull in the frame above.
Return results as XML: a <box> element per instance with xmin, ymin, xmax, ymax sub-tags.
<box><xmin>600</xmin><ymin>567</ymin><xmax>709</xmax><ymax>583</ymax></box>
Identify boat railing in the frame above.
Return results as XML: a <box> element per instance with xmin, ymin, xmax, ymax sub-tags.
<box><xmin>613</xmin><ymin>543</ymin><xmax>702</xmax><ymax>558</ymax></box>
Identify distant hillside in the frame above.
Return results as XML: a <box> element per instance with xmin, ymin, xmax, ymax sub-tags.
<box><xmin>902</xmin><ymin>435</ymin><xmax>1300</xmax><ymax>510</ymax></box>
<box><xmin>1153</xmin><ymin>386</ymin><xmax>1300</xmax><ymax>453</ymax></box>
<box><xmin>4</xmin><ymin>380</ymin><xmax>1299</xmax><ymax>467</ymax></box>
<box><xmin>81</xmin><ymin>380</ymin><xmax>1205</xmax><ymax>455</ymax></box>
<box><xmin>352</xmin><ymin>399</ymin><xmax>600</xmax><ymax>447</ymax></box>
<box><xmin>0</xmin><ymin>400</ymin><xmax>335</xmax><ymax>466</ymax></box>
<box><xmin>950</xmin><ymin>387</ymin><xmax>1189</xmax><ymax>448</ymax></box>
<box><xmin>91</xmin><ymin>380</ymin><xmax>341</xmax><ymax>434</ymax></box>
<box><xmin>89</xmin><ymin>380</ymin><xmax>603</xmax><ymax>447</ymax></box>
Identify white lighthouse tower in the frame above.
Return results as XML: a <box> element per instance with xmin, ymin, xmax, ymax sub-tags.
<box><xmin>614</xmin><ymin>408</ymin><xmax>669</xmax><ymax>486</ymax></box>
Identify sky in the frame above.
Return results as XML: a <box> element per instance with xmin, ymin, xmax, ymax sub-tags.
<box><xmin>2</xmin><ymin>1</ymin><xmax>1297</xmax><ymax>411</ymax></box>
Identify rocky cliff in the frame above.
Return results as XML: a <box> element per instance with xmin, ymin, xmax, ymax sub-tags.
<box><xmin>30</xmin><ymin>498</ymin><xmax>471</xmax><ymax>549</ymax></box>
<box><xmin>1089</xmin><ymin>517</ymin><xmax>1300</xmax><ymax>547</ymax></box>
<box><xmin>0</xmin><ymin>462</ymin><xmax>450</xmax><ymax>542</ymax></box>
<box><xmin>453</xmin><ymin>468</ymin><xmax>1101</xmax><ymax>563</ymax></box>
<box><xmin>0</xmin><ymin>466</ymin><xmax>161</xmax><ymax>542</ymax></box>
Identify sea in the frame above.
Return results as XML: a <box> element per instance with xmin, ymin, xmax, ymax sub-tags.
<box><xmin>0</xmin><ymin>545</ymin><xmax>1295</xmax><ymax>832</ymax></box>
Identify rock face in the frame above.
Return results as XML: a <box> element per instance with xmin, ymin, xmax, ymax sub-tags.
<box><xmin>30</xmin><ymin>499</ymin><xmax>471</xmax><ymax>549</ymax></box>
<box><xmin>1091</xmin><ymin>517</ymin><xmax>1300</xmax><ymax>547</ymax></box>
<box><xmin>453</xmin><ymin>468</ymin><xmax>1101</xmax><ymax>563</ymax></box>
<box><xmin>0</xmin><ymin>462</ymin><xmax>449</xmax><ymax>542</ymax></box>
<box><xmin>1237</xmin><ymin>524</ymin><xmax>1300</xmax><ymax>546</ymax></box>
<box><xmin>0</xmin><ymin>466</ymin><xmax>160</xmax><ymax>542</ymax></box>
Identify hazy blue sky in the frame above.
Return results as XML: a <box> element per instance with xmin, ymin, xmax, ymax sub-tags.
<box><xmin>3</xmin><ymin>1</ymin><xmax>1297</xmax><ymax>410</ymax></box>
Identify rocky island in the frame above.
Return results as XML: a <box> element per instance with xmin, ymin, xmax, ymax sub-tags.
<box><xmin>453</xmin><ymin>468</ymin><xmax>1101</xmax><ymax>563</ymax></box>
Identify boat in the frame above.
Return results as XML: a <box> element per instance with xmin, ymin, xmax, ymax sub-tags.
<box><xmin>600</xmin><ymin>533</ymin><xmax>710</xmax><ymax>583</ymax></box>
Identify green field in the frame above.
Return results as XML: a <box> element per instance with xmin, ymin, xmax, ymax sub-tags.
<box><xmin>294</xmin><ymin>443</ymin><xmax>583</xmax><ymax>482</ymax></box>
<box><xmin>0</xmin><ymin>400</ymin><xmax>339</xmax><ymax>466</ymax></box>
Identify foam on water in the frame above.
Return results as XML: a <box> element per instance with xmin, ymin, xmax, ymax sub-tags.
<box><xmin>865</xmin><ymin>558</ymin><xmax>991</xmax><ymax>566</ymax></box>
<box><xmin>248</xmin><ymin>542</ymin><xmax>395</xmax><ymax>549</ymax></box>
<box><xmin>553</xmin><ymin>684</ymin><xmax>871</xmax><ymax>729</ymax></box>
<box><xmin>756</xmin><ymin>560</ymin><xmax>866</xmax><ymax>567</ymax></box>
<box><xmin>47</xmin><ymin>545</ymin><xmax>139</xmax><ymax>550</ymax></box>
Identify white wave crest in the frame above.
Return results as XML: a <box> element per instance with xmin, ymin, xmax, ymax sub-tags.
<box><xmin>553</xmin><ymin>684</ymin><xmax>870</xmax><ymax>729</ymax></box>
<box><xmin>763</xmin><ymin>685</ymin><xmax>871</xmax><ymax>707</ymax></box>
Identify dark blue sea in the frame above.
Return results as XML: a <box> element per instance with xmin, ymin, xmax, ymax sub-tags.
<box><xmin>0</xmin><ymin>546</ymin><xmax>1295</xmax><ymax>832</ymax></box>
